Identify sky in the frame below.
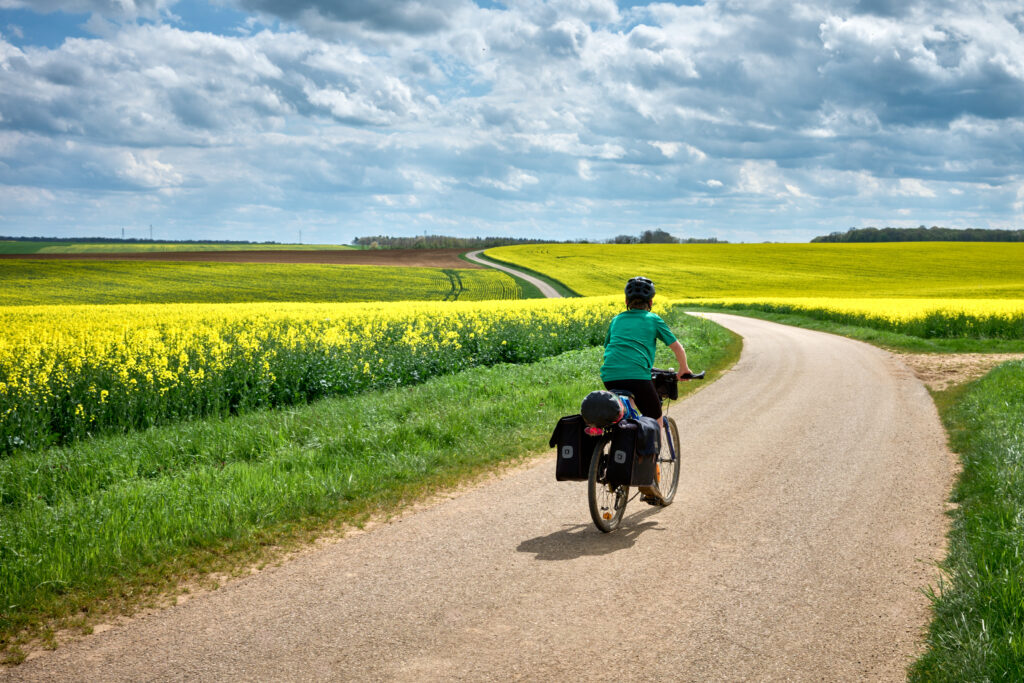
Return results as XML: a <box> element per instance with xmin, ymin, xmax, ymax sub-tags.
<box><xmin>1</xmin><ymin>1</ymin><xmax>1023</xmax><ymax>244</ymax></box>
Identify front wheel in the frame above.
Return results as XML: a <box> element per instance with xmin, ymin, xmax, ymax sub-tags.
<box><xmin>588</xmin><ymin>441</ymin><xmax>629</xmax><ymax>532</ymax></box>
<box><xmin>654</xmin><ymin>416</ymin><xmax>682</xmax><ymax>506</ymax></box>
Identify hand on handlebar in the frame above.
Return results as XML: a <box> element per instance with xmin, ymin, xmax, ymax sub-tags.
<box><xmin>678</xmin><ymin>370</ymin><xmax>705</xmax><ymax>380</ymax></box>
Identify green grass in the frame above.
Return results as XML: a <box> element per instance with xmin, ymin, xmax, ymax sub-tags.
<box><xmin>685</xmin><ymin>306</ymin><xmax>1024</xmax><ymax>353</ymax></box>
<box><xmin>0</xmin><ymin>261</ymin><xmax>520</xmax><ymax>305</ymax></box>
<box><xmin>910</xmin><ymin>360</ymin><xmax>1024</xmax><ymax>680</ymax></box>
<box><xmin>0</xmin><ymin>310</ymin><xmax>738</xmax><ymax>662</ymax></box>
<box><xmin>0</xmin><ymin>241</ymin><xmax>352</xmax><ymax>254</ymax></box>
<box><xmin>476</xmin><ymin>250</ymin><xmax>581</xmax><ymax>297</ymax></box>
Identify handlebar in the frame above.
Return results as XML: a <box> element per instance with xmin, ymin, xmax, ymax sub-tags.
<box><xmin>652</xmin><ymin>367</ymin><xmax>705</xmax><ymax>381</ymax></box>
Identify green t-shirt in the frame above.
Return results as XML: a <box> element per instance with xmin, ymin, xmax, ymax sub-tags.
<box><xmin>600</xmin><ymin>309</ymin><xmax>678</xmax><ymax>382</ymax></box>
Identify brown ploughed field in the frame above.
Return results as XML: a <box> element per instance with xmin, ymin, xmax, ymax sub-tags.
<box><xmin>0</xmin><ymin>248</ymin><xmax>480</xmax><ymax>268</ymax></box>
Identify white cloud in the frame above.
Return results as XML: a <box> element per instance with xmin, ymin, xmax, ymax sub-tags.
<box><xmin>896</xmin><ymin>178</ymin><xmax>937</xmax><ymax>198</ymax></box>
<box><xmin>477</xmin><ymin>168</ymin><xmax>539</xmax><ymax>193</ymax></box>
<box><xmin>1</xmin><ymin>0</ymin><xmax>174</xmax><ymax>20</ymax></box>
<box><xmin>116</xmin><ymin>151</ymin><xmax>182</xmax><ymax>188</ymax></box>
<box><xmin>577</xmin><ymin>159</ymin><xmax>594</xmax><ymax>180</ymax></box>
<box><xmin>2</xmin><ymin>0</ymin><xmax>1024</xmax><ymax>241</ymax></box>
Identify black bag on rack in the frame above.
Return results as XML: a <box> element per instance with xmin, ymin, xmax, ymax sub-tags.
<box><xmin>652</xmin><ymin>368</ymin><xmax>679</xmax><ymax>400</ymax></box>
<box><xmin>604</xmin><ymin>417</ymin><xmax>661</xmax><ymax>487</ymax></box>
<box><xmin>549</xmin><ymin>414</ymin><xmax>599</xmax><ymax>481</ymax></box>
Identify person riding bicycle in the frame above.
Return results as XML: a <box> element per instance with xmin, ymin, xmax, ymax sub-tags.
<box><xmin>600</xmin><ymin>276</ymin><xmax>694</xmax><ymax>420</ymax></box>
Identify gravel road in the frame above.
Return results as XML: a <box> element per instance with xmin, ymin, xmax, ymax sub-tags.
<box><xmin>4</xmin><ymin>313</ymin><xmax>955</xmax><ymax>681</ymax></box>
<box><xmin>463</xmin><ymin>251</ymin><xmax>563</xmax><ymax>298</ymax></box>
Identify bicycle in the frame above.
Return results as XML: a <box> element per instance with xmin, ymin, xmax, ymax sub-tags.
<box><xmin>587</xmin><ymin>368</ymin><xmax>704</xmax><ymax>533</ymax></box>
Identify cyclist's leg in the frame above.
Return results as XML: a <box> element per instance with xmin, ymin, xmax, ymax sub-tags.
<box><xmin>603</xmin><ymin>379</ymin><xmax>661</xmax><ymax>419</ymax></box>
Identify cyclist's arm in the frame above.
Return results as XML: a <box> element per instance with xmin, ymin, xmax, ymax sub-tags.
<box><xmin>669</xmin><ymin>341</ymin><xmax>694</xmax><ymax>379</ymax></box>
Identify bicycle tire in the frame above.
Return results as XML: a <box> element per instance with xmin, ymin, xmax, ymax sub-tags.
<box><xmin>654</xmin><ymin>416</ymin><xmax>682</xmax><ymax>506</ymax></box>
<box><xmin>588</xmin><ymin>441</ymin><xmax>629</xmax><ymax>532</ymax></box>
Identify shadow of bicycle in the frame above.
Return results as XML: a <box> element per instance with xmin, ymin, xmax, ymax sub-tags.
<box><xmin>516</xmin><ymin>507</ymin><xmax>664</xmax><ymax>561</ymax></box>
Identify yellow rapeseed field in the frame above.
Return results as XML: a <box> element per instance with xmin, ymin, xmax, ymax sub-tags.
<box><xmin>485</xmin><ymin>243</ymin><xmax>1024</xmax><ymax>338</ymax></box>
<box><xmin>692</xmin><ymin>297</ymin><xmax>1024</xmax><ymax>321</ymax></box>
<box><xmin>0</xmin><ymin>297</ymin><xmax>630</xmax><ymax>453</ymax></box>
<box><xmin>485</xmin><ymin>243</ymin><xmax>1024</xmax><ymax>299</ymax></box>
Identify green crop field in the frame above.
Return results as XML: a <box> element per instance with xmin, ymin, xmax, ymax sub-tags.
<box><xmin>0</xmin><ymin>241</ymin><xmax>352</xmax><ymax>254</ymax></box>
<box><xmin>0</xmin><ymin>261</ymin><xmax>519</xmax><ymax>306</ymax></box>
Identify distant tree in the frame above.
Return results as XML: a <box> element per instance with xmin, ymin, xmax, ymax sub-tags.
<box><xmin>811</xmin><ymin>226</ymin><xmax>1024</xmax><ymax>242</ymax></box>
<box><xmin>638</xmin><ymin>229</ymin><xmax>678</xmax><ymax>244</ymax></box>
<box><xmin>350</xmin><ymin>234</ymin><xmax>566</xmax><ymax>249</ymax></box>
<box><xmin>610</xmin><ymin>234</ymin><xmax>639</xmax><ymax>244</ymax></box>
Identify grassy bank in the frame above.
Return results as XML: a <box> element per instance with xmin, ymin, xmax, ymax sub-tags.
<box><xmin>0</xmin><ymin>311</ymin><xmax>739</xmax><ymax>662</ymax></box>
<box><xmin>910</xmin><ymin>360</ymin><xmax>1024</xmax><ymax>679</ymax></box>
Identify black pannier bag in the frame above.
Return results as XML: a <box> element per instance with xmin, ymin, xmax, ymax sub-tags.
<box><xmin>652</xmin><ymin>368</ymin><xmax>679</xmax><ymax>400</ymax></box>
<box><xmin>604</xmin><ymin>420</ymin><xmax>637</xmax><ymax>487</ymax></box>
<box><xmin>604</xmin><ymin>417</ymin><xmax>661</xmax><ymax>488</ymax></box>
<box><xmin>632</xmin><ymin>416</ymin><xmax>662</xmax><ymax>487</ymax></box>
<box><xmin>549</xmin><ymin>414</ymin><xmax>600</xmax><ymax>481</ymax></box>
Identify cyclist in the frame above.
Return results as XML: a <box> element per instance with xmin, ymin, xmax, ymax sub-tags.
<box><xmin>600</xmin><ymin>276</ymin><xmax>694</xmax><ymax>420</ymax></box>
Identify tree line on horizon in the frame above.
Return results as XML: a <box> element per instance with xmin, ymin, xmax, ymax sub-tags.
<box><xmin>812</xmin><ymin>226</ymin><xmax>1024</xmax><ymax>243</ymax></box>
<box><xmin>352</xmin><ymin>229</ymin><xmax>726</xmax><ymax>249</ymax></box>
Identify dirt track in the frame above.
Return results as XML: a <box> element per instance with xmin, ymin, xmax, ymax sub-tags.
<box><xmin>3</xmin><ymin>313</ymin><xmax>955</xmax><ymax>681</ymax></box>
<box><xmin>0</xmin><ymin>249</ymin><xmax>479</xmax><ymax>268</ymax></box>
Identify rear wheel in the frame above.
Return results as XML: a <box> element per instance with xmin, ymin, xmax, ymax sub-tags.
<box><xmin>654</xmin><ymin>416</ymin><xmax>681</xmax><ymax>506</ymax></box>
<box><xmin>588</xmin><ymin>441</ymin><xmax>628</xmax><ymax>532</ymax></box>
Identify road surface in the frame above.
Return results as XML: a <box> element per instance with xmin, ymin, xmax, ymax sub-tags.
<box><xmin>5</xmin><ymin>313</ymin><xmax>955</xmax><ymax>681</ymax></box>
<box><xmin>463</xmin><ymin>250</ymin><xmax>563</xmax><ymax>298</ymax></box>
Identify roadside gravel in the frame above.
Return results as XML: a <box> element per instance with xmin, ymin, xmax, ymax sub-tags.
<box><xmin>3</xmin><ymin>313</ymin><xmax>956</xmax><ymax>681</ymax></box>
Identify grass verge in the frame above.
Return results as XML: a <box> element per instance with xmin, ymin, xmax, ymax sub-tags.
<box><xmin>686</xmin><ymin>306</ymin><xmax>1024</xmax><ymax>353</ymax></box>
<box><xmin>474</xmin><ymin>250</ymin><xmax>582</xmax><ymax>297</ymax></box>
<box><xmin>909</xmin><ymin>360</ymin><xmax>1024</xmax><ymax>680</ymax></box>
<box><xmin>0</xmin><ymin>310</ymin><xmax>737</xmax><ymax>664</ymax></box>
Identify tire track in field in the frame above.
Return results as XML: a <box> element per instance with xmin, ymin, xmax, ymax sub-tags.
<box><xmin>5</xmin><ymin>313</ymin><xmax>956</xmax><ymax>681</ymax></box>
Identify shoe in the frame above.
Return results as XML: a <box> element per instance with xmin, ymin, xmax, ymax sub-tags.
<box><xmin>637</xmin><ymin>484</ymin><xmax>662</xmax><ymax>504</ymax></box>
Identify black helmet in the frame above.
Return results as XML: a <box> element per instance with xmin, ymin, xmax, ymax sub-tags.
<box><xmin>624</xmin><ymin>276</ymin><xmax>655</xmax><ymax>301</ymax></box>
<box><xmin>581</xmin><ymin>390</ymin><xmax>624</xmax><ymax>428</ymax></box>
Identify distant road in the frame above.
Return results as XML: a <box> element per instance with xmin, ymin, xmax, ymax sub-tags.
<box><xmin>464</xmin><ymin>250</ymin><xmax>563</xmax><ymax>298</ymax></box>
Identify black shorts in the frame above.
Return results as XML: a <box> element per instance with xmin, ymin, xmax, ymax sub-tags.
<box><xmin>603</xmin><ymin>378</ymin><xmax>662</xmax><ymax>419</ymax></box>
